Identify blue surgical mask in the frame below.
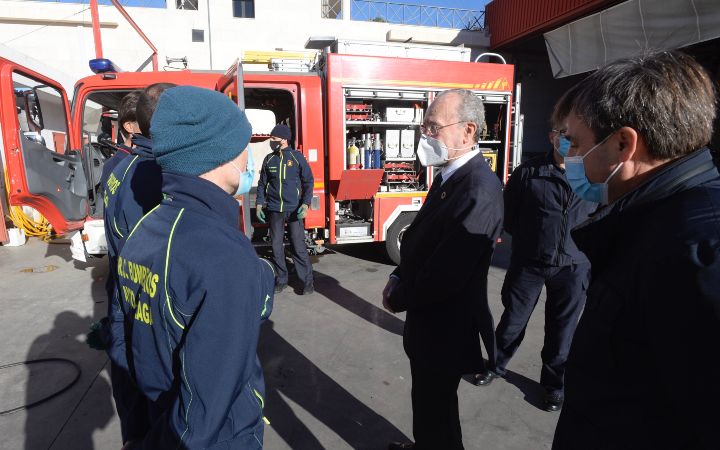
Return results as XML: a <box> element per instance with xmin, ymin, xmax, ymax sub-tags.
<box><xmin>562</xmin><ymin>134</ymin><xmax>623</xmax><ymax>205</ymax></box>
<box><xmin>556</xmin><ymin>135</ymin><xmax>571</xmax><ymax>157</ymax></box>
<box><xmin>232</xmin><ymin>149</ymin><xmax>254</xmax><ymax>195</ymax></box>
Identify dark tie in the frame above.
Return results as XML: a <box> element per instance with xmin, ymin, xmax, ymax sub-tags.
<box><xmin>427</xmin><ymin>172</ymin><xmax>444</xmax><ymax>199</ymax></box>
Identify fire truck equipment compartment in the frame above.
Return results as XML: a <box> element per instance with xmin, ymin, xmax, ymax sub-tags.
<box><xmin>335</xmin><ymin>169</ymin><xmax>384</xmax><ymax>200</ymax></box>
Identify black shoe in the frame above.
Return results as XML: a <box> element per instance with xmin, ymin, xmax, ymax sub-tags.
<box><xmin>274</xmin><ymin>283</ymin><xmax>287</xmax><ymax>294</ymax></box>
<box><xmin>472</xmin><ymin>371</ymin><xmax>499</xmax><ymax>386</ymax></box>
<box><xmin>543</xmin><ymin>392</ymin><xmax>564</xmax><ymax>412</ymax></box>
<box><xmin>388</xmin><ymin>442</ymin><xmax>414</xmax><ymax>450</ymax></box>
<box><xmin>302</xmin><ymin>284</ymin><xmax>314</xmax><ymax>295</ymax></box>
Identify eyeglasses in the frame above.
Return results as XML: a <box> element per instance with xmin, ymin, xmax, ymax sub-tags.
<box><xmin>420</xmin><ymin>121</ymin><xmax>466</xmax><ymax>136</ymax></box>
<box><xmin>551</xmin><ymin>128</ymin><xmax>567</xmax><ymax>135</ymax></box>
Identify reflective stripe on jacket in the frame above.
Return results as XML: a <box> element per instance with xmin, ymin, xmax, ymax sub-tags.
<box><xmin>117</xmin><ymin>172</ymin><xmax>275</xmax><ymax>449</ymax></box>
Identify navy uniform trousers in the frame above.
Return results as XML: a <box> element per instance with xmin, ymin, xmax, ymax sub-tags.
<box><xmin>494</xmin><ymin>262</ymin><xmax>590</xmax><ymax>395</ymax></box>
<box><xmin>269</xmin><ymin>210</ymin><xmax>313</xmax><ymax>288</ymax></box>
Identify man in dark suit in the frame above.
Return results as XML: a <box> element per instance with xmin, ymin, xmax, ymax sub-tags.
<box><xmin>382</xmin><ymin>89</ymin><xmax>504</xmax><ymax>450</ymax></box>
<box><xmin>552</xmin><ymin>51</ymin><xmax>720</xmax><ymax>450</ymax></box>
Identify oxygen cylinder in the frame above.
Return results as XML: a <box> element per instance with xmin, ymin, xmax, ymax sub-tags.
<box><xmin>373</xmin><ymin>133</ymin><xmax>383</xmax><ymax>169</ymax></box>
<box><xmin>347</xmin><ymin>138</ymin><xmax>360</xmax><ymax>169</ymax></box>
<box><xmin>362</xmin><ymin>133</ymin><xmax>373</xmax><ymax>169</ymax></box>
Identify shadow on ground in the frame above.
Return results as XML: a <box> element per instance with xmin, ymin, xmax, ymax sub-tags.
<box><xmin>330</xmin><ymin>242</ymin><xmax>394</xmax><ymax>266</ymax></box>
<box><xmin>259</xmin><ymin>320</ymin><xmax>409</xmax><ymax>449</ymax></box>
<box><xmin>23</xmin><ymin>311</ymin><xmax>113</xmax><ymax>450</ymax></box>
<box><xmin>462</xmin><ymin>367</ymin><xmax>546</xmax><ymax>411</ymax></box>
<box><xmin>23</xmin><ymin>257</ymin><xmax>114</xmax><ymax>450</ymax></box>
<box><xmin>313</xmin><ymin>270</ymin><xmax>404</xmax><ymax>336</ymax></box>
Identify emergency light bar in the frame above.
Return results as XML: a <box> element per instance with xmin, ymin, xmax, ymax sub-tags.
<box><xmin>89</xmin><ymin>58</ymin><xmax>122</xmax><ymax>74</ymax></box>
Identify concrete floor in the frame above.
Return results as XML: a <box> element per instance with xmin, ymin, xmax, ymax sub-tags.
<box><xmin>0</xmin><ymin>237</ymin><xmax>558</xmax><ymax>450</ymax></box>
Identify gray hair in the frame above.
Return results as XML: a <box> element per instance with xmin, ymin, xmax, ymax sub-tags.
<box><xmin>435</xmin><ymin>89</ymin><xmax>485</xmax><ymax>141</ymax></box>
<box><xmin>553</xmin><ymin>51</ymin><xmax>716</xmax><ymax>160</ymax></box>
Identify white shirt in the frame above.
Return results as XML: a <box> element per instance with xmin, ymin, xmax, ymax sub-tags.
<box><xmin>440</xmin><ymin>148</ymin><xmax>480</xmax><ymax>185</ymax></box>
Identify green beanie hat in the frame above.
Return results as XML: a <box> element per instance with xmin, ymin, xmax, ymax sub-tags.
<box><xmin>151</xmin><ymin>86</ymin><xmax>252</xmax><ymax>176</ymax></box>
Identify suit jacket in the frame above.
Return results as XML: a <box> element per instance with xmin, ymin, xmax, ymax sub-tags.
<box><xmin>388</xmin><ymin>153</ymin><xmax>504</xmax><ymax>374</ymax></box>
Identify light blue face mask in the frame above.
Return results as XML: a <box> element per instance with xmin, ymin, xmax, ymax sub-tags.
<box><xmin>556</xmin><ymin>135</ymin><xmax>571</xmax><ymax>157</ymax></box>
<box><xmin>562</xmin><ymin>134</ymin><xmax>623</xmax><ymax>205</ymax></box>
<box><xmin>232</xmin><ymin>149</ymin><xmax>254</xmax><ymax>196</ymax></box>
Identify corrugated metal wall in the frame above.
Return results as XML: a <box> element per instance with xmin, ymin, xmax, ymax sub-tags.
<box><xmin>485</xmin><ymin>0</ymin><xmax>617</xmax><ymax>49</ymax></box>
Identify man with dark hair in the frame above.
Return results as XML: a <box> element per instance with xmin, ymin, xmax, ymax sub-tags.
<box><xmin>136</xmin><ymin>82</ymin><xmax>176</xmax><ymax>139</ymax></box>
<box><xmin>101</xmin><ymin>83</ymin><xmax>173</xmax><ymax>446</ymax></box>
<box><xmin>86</xmin><ymin>89</ymin><xmax>148</xmax><ymax>445</ymax></box>
<box><xmin>111</xmin><ymin>82</ymin><xmax>176</xmax><ymax>240</ymax></box>
<box><xmin>551</xmin><ymin>51</ymin><xmax>720</xmax><ymax>449</ymax></box>
<box><xmin>483</xmin><ymin>113</ymin><xmax>596</xmax><ymax>412</ymax></box>
<box><xmin>97</xmin><ymin>91</ymin><xmax>141</xmax><ymax>199</ymax></box>
<box><xmin>256</xmin><ymin>124</ymin><xmax>315</xmax><ymax>294</ymax></box>
<box><xmin>117</xmin><ymin>91</ymin><xmax>141</xmax><ymax>147</ymax></box>
<box><xmin>382</xmin><ymin>89</ymin><xmax>503</xmax><ymax>450</ymax></box>
<box><xmin>117</xmin><ymin>86</ymin><xmax>274</xmax><ymax>449</ymax></box>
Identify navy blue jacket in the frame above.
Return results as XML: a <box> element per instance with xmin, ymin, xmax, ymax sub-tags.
<box><xmin>100</xmin><ymin>144</ymin><xmax>132</xmax><ymax>302</ymax></box>
<box><xmin>388</xmin><ymin>153</ymin><xmax>504</xmax><ymax>374</ymax></box>
<box><xmin>100</xmin><ymin>144</ymin><xmax>132</xmax><ymax>194</ymax></box>
<box><xmin>504</xmin><ymin>150</ymin><xmax>596</xmax><ymax>266</ymax></box>
<box><xmin>256</xmin><ymin>146</ymin><xmax>313</xmax><ymax>213</ymax></box>
<box><xmin>553</xmin><ymin>148</ymin><xmax>720</xmax><ymax>449</ymax></box>
<box><xmin>103</xmin><ymin>136</ymin><xmax>163</xmax><ymax>371</ymax></box>
<box><xmin>113</xmin><ymin>135</ymin><xmax>163</xmax><ymax>242</ymax></box>
<box><xmin>117</xmin><ymin>172</ymin><xmax>275</xmax><ymax>449</ymax></box>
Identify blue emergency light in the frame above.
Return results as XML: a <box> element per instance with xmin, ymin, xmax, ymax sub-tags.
<box><xmin>89</xmin><ymin>58</ymin><xmax>122</xmax><ymax>74</ymax></box>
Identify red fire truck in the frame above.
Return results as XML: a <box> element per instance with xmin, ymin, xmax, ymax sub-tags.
<box><xmin>1</xmin><ymin>49</ymin><xmax>519</xmax><ymax>264</ymax></box>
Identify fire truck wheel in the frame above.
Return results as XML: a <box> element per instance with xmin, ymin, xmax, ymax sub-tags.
<box><xmin>385</xmin><ymin>212</ymin><xmax>416</xmax><ymax>265</ymax></box>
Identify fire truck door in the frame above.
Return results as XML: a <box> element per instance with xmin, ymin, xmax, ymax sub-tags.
<box><xmin>216</xmin><ymin>59</ymin><xmax>253</xmax><ymax>238</ymax></box>
<box><xmin>0</xmin><ymin>58</ymin><xmax>87</xmax><ymax>235</ymax></box>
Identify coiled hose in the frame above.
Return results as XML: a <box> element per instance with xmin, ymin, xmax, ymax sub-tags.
<box><xmin>4</xmin><ymin>169</ymin><xmax>54</xmax><ymax>240</ymax></box>
<box><xmin>0</xmin><ymin>358</ymin><xmax>81</xmax><ymax>415</ymax></box>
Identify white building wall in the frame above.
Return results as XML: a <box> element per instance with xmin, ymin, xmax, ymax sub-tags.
<box><xmin>0</xmin><ymin>0</ymin><xmax>489</xmax><ymax>82</ymax></box>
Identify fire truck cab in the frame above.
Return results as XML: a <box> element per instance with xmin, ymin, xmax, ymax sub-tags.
<box><xmin>1</xmin><ymin>48</ymin><xmax>518</xmax><ymax>264</ymax></box>
<box><xmin>0</xmin><ymin>56</ymin><xmax>221</xmax><ymax>256</ymax></box>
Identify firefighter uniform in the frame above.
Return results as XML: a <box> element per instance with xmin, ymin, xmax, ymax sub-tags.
<box><xmin>101</xmin><ymin>134</ymin><xmax>162</xmax><ymax>443</ymax></box>
<box><xmin>99</xmin><ymin>143</ymin><xmax>131</xmax><ymax>310</ymax></box>
<box><xmin>493</xmin><ymin>150</ymin><xmax>596</xmax><ymax>400</ymax></box>
<box><xmin>256</xmin><ymin>138</ymin><xmax>315</xmax><ymax>291</ymax></box>
<box><xmin>117</xmin><ymin>86</ymin><xmax>274</xmax><ymax>448</ymax></box>
<box><xmin>117</xmin><ymin>173</ymin><xmax>274</xmax><ymax>448</ymax></box>
<box><xmin>100</xmin><ymin>143</ymin><xmax>132</xmax><ymax>188</ymax></box>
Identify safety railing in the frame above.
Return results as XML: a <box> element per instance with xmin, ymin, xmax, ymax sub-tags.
<box><xmin>322</xmin><ymin>0</ymin><xmax>485</xmax><ymax>30</ymax></box>
<box><xmin>321</xmin><ymin>0</ymin><xmax>344</xmax><ymax>19</ymax></box>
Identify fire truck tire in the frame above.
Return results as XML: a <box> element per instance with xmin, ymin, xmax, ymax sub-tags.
<box><xmin>385</xmin><ymin>212</ymin><xmax>416</xmax><ymax>265</ymax></box>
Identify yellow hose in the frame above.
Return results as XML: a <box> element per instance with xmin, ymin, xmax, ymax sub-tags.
<box><xmin>3</xmin><ymin>169</ymin><xmax>54</xmax><ymax>241</ymax></box>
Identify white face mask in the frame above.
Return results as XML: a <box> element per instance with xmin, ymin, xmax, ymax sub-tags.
<box><xmin>416</xmin><ymin>135</ymin><xmax>476</xmax><ymax>167</ymax></box>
